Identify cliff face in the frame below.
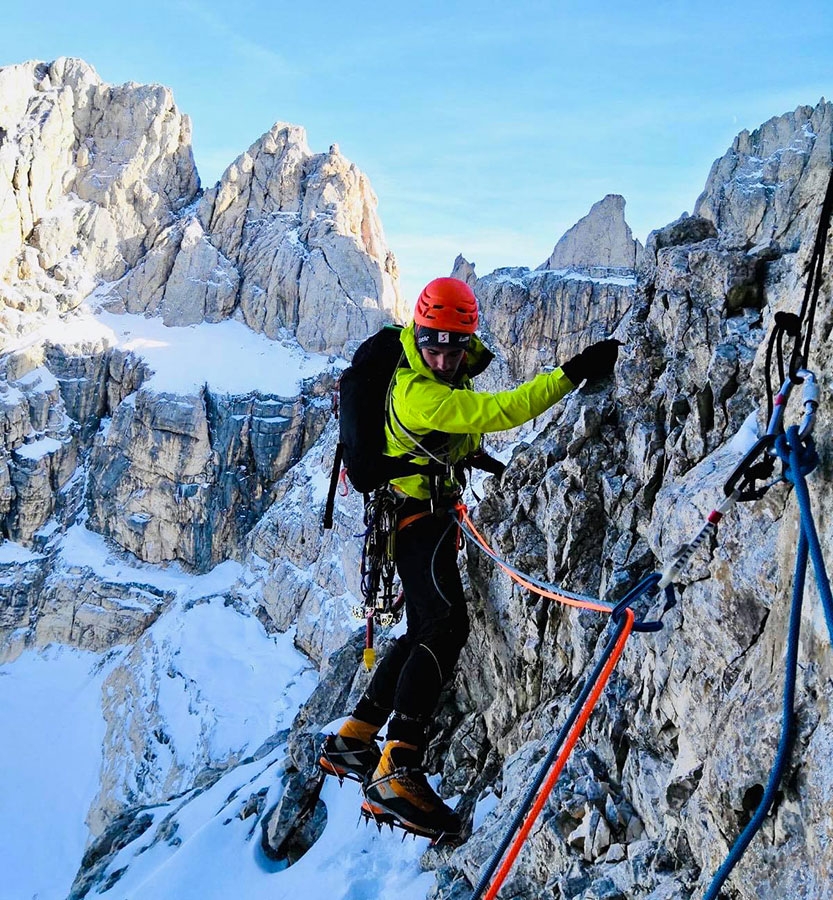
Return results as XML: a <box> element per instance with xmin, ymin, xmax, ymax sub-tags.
<box><xmin>0</xmin><ymin>58</ymin><xmax>402</xmax><ymax>581</ymax></box>
<box><xmin>539</xmin><ymin>193</ymin><xmax>643</xmax><ymax>270</ymax></box>
<box><xmin>0</xmin><ymin>58</ymin><xmax>198</xmax><ymax>340</ymax></box>
<box><xmin>99</xmin><ymin>127</ymin><xmax>404</xmax><ymax>351</ymax></box>
<box><xmin>0</xmin><ymin>59</ymin><xmax>404</xmax><ymax>885</ymax></box>
<box><xmin>427</xmin><ymin>101</ymin><xmax>833</xmax><ymax>899</ymax></box>
<box><xmin>2</xmin><ymin>57</ymin><xmax>832</xmax><ymax>900</ymax></box>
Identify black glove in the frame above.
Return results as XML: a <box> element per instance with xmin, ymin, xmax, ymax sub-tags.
<box><xmin>561</xmin><ymin>339</ymin><xmax>621</xmax><ymax>385</ymax></box>
<box><xmin>467</xmin><ymin>449</ymin><xmax>507</xmax><ymax>478</ymax></box>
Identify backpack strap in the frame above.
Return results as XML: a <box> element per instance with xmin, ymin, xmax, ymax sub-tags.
<box><xmin>322</xmin><ymin>441</ymin><xmax>344</xmax><ymax>530</ymax></box>
<box><xmin>386</xmin><ymin>388</ymin><xmax>450</xmax><ymax>467</ymax></box>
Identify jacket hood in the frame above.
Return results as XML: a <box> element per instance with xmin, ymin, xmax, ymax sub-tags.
<box><xmin>400</xmin><ymin>322</ymin><xmax>494</xmax><ymax>382</ymax></box>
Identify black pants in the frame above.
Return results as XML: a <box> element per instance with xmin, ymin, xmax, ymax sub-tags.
<box><xmin>362</xmin><ymin>505</ymin><xmax>469</xmax><ymax>738</ymax></box>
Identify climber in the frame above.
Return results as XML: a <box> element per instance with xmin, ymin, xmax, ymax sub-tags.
<box><xmin>319</xmin><ymin>276</ymin><xmax>621</xmax><ymax>839</ymax></box>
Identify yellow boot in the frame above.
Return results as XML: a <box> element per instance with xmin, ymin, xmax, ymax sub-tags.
<box><xmin>362</xmin><ymin>741</ymin><xmax>461</xmax><ymax>838</ymax></box>
<box><xmin>319</xmin><ymin>718</ymin><xmax>381</xmax><ymax>782</ymax></box>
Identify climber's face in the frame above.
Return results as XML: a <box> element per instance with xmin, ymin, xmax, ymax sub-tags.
<box><xmin>421</xmin><ymin>347</ymin><xmax>465</xmax><ymax>382</ymax></box>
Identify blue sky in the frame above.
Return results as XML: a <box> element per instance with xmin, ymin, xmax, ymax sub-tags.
<box><xmin>2</xmin><ymin>0</ymin><xmax>831</xmax><ymax>302</ymax></box>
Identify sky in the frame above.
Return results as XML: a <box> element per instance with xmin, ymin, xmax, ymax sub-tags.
<box><xmin>2</xmin><ymin>0</ymin><xmax>832</xmax><ymax>303</ymax></box>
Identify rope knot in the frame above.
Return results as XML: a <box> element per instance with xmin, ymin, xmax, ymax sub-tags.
<box><xmin>774</xmin><ymin>425</ymin><xmax>819</xmax><ymax>484</ymax></box>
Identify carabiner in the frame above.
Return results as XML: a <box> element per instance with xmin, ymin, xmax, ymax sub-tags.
<box><xmin>723</xmin><ymin>433</ymin><xmax>777</xmax><ymax>501</ymax></box>
<box><xmin>767</xmin><ymin>368</ymin><xmax>819</xmax><ymax>441</ymax></box>
<box><xmin>795</xmin><ymin>369</ymin><xmax>820</xmax><ymax>441</ymax></box>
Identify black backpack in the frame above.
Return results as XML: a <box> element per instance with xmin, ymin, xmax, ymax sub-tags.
<box><xmin>321</xmin><ymin>324</ymin><xmax>506</xmax><ymax>529</ymax></box>
<box><xmin>322</xmin><ymin>325</ymin><xmax>434</xmax><ymax>528</ymax></box>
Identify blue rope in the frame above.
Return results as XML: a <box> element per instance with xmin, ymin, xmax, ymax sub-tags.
<box><xmin>703</xmin><ymin>530</ymin><xmax>804</xmax><ymax>899</ymax></box>
<box><xmin>704</xmin><ymin>425</ymin><xmax>831</xmax><ymax>897</ymax></box>
<box><xmin>778</xmin><ymin>428</ymin><xmax>833</xmax><ymax>644</ymax></box>
<box><xmin>468</xmin><ymin>575</ymin><xmax>661</xmax><ymax>900</ymax></box>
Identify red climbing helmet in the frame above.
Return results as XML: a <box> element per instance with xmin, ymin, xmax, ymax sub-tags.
<box><xmin>413</xmin><ymin>278</ymin><xmax>479</xmax><ymax>333</ymax></box>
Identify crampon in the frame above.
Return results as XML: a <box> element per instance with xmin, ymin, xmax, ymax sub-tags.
<box><xmin>358</xmin><ymin>799</ymin><xmax>463</xmax><ymax>847</ymax></box>
<box><xmin>318</xmin><ymin>733</ymin><xmax>381</xmax><ymax>784</ymax></box>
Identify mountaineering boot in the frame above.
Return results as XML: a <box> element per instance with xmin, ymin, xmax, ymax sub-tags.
<box><xmin>319</xmin><ymin>717</ymin><xmax>382</xmax><ymax>782</ymax></box>
<box><xmin>362</xmin><ymin>741</ymin><xmax>462</xmax><ymax>839</ymax></box>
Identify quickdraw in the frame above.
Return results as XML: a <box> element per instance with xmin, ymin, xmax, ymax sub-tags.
<box><xmin>656</xmin><ymin>167</ymin><xmax>833</xmax><ymax>896</ymax></box>
<box><xmin>463</xmin><ymin>386</ymin><xmax>826</xmax><ymax>899</ymax></box>
<box><xmin>659</xmin><ymin>366</ymin><xmax>820</xmax><ymax>590</ymax></box>
<box><xmin>353</xmin><ymin>487</ymin><xmax>404</xmax><ymax>669</ymax></box>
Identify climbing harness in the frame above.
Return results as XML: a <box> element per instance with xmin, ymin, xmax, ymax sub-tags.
<box><xmin>354</xmin><ymin>488</ymin><xmax>467</xmax><ymax>668</ymax></box>
<box><xmin>354</xmin><ymin>487</ymin><xmax>404</xmax><ymax>670</ymax></box>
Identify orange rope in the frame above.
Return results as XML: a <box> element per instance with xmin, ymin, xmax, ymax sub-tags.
<box><xmin>455</xmin><ymin>503</ymin><xmax>613</xmax><ymax>615</ymax></box>
<box><xmin>482</xmin><ymin>608</ymin><xmax>635</xmax><ymax>900</ymax></box>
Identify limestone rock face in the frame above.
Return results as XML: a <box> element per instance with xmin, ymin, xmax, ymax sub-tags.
<box><xmin>211</xmin><ymin>131</ymin><xmax>404</xmax><ymax>352</ymax></box>
<box><xmin>35</xmin><ymin>569</ymin><xmax>170</xmax><ymax>654</ymax></box>
<box><xmin>0</xmin><ymin>351</ymin><xmax>80</xmax><ymax>545</ymax></box>
<box><xmin>158</xmin><ymin>217</ymin><xmax>240</xmax><ymax>326</ymax></box>
<box><xmin>450</xmin><ymin>254</ymin><xmax>477</xmax><ymax>286</ymax></box>
<box><xmin>2</xmin><ymin>58</ymin><xmax>402</xmax><ymax>358</ymax></box>
<box><xmin>694</xmin><ymin>99</ymin><xmax>833</xmax><ymax>252</ymax></box>
<box><xmin>0</xmin><ymin>550</ymin><xmax>49</xmax><ymax>659</ymax></box>
<box><xmin>0</xmin><ymin>58</ymin><xmax>199</xmax><ymax>343</ymax></box>
<box><xmin>540</xmin><ymin>194</ymin><xmax>643</xmax><ymax>270</ymax></box>
<box><xmin>1</xmin><ymin>56</ymin><xmax>406</xmax><ymax>584</ymax></box>
<box><xmin>461</xmin><ymin>197</ymin><xmax>641</xmax><ymax>396</ymax></box>
<box><xmin>237</xmin><ymin>423</ymin><xmax>367</xmax><ymax>666</ymax></box>
<box><xmin>475</xmin><ymin>266</ymin><xmax>636</xmax><ymax>387</ymax></box>
<box><xmin>102</xmin><ymin>128</ymin><xmax>405</xmax><ymax>354</ymax></box>
<box><xmin>3</xmin><ymin>66</ymin><xmax>833</xmax><ymax>900</ymax></box>
<box><xmin>85</xmin><ymin>375</ymin><xmax>335</xmax><ymax>572</ymax></box>
<box><xmin>429</xmin><ymin>99</ymin><xmax>833</xmax><ymax>900</ymax></box>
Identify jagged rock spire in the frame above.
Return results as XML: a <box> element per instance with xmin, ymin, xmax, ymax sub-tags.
<box><xmin>540</xmin><ymin>193</ymin><xmax>643</xmax><ymax>270</ymax></box>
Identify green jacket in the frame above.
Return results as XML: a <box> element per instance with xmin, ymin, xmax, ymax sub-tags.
<box><xmin>385</xmin><ymin>323</ymin><xmax>575</xmax><ymax>499</ymax></box>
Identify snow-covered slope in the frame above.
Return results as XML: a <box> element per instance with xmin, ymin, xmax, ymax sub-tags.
<box><xmin>0</xmin><ymin>641</ymin><xmax>438</xmax><ymax>900</ymax></box>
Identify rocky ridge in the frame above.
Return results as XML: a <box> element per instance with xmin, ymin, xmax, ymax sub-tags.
<box><xmin>540</xmin><ymin>193</ymin><xmax>643</xmax><ymax>270</ymax></box>
<box><xmin>1</xmin><ymin>57</ymin><xmax>832</xmax><ymax>900</ymax></box>
<box><xmin>0</xmin><ymin>57</ymin><xmax>402</xmax><ymax>587</ymax></box>
<box><xmin>0</xmin><ymin>58</ymin><xmax>198</xmax><ymax>341</ymax></box>
<box><xmin>253</xmin><ymin>101</ymin><xmax>833</xmax><ymax>900</ymax></box>
<box><xmin>423</xmin><ymin>101</ymin><xmax>833</xmax><ymax>899</ymax></box>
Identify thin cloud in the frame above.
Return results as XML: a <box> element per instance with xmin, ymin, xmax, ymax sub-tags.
<box><xmin>175</xmin><ymin>0</ymin><xmax>297</xmax><ymax>78</ymax></box>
